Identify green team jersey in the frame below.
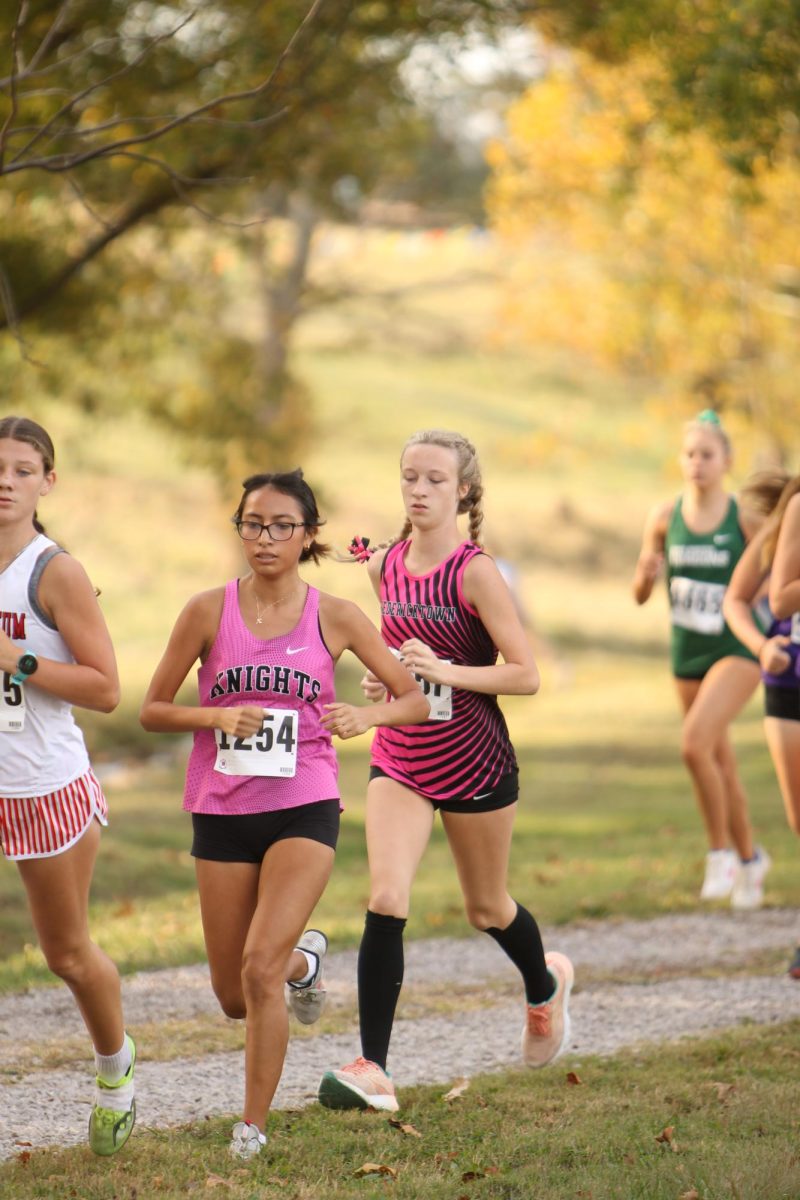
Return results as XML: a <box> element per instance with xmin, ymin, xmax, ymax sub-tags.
<box><xmin>665</xmin><ymin>496</ymin><xmax>756</xmax><ymax>678</ymax></box>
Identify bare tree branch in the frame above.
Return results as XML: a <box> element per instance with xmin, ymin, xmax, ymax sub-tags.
<box><xmin>10</xmin><ymin>10</ymin><xmax>199</xmax><ymax>165</ymax></box>
<box><xmin>0</xmin><ymin>0</ymin><xmax>27</xmax><ymax>172</ymax></box>
<box><xmin>2</xmin><ymin>0</ymin><xmax>328</xmax><ymax>179</ymax></box>
<box><xmin>0</xmin><ymin>257</ymin><xmax>46</xmax><ymax>365</ymax></box>
<box><xmin>25</xmin><ymin>0</ymin><xmax>74</xmax><ymax>76</ymax></box>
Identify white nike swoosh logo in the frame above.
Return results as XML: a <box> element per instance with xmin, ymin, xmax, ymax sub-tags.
<box><xmin>473</xmin><ymin>791</ymin><xmax>492</xmax><ymax>800</ymax></box>
<box><xmin>286</xmin><ymin>646</ymin><xmax>308</xmax><ymax>655</ymax></box>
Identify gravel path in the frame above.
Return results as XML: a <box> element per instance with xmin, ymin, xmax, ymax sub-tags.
<box><xmin>1</xmin><ymin>908</ymin><xmax>798</xmax><ymax>1160</ymax></box>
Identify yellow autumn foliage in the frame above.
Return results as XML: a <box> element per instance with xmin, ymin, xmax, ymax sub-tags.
<box><xmin>486</xmin><ymin>52</ymin><xmax>800</xmax><ymax>457</ymax></box>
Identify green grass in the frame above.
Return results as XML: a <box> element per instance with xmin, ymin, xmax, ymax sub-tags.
<box><xmin>3</xmin><ymin>1023</ymin><xmax>799</xmax><ymax>1199</ymax></box>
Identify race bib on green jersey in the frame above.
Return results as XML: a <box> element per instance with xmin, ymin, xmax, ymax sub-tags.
<box><xmin>0</xmin><ymin>673</ymin><xmax>25</xmax><ymax>732</ymax></box>
<box><xmin>214</xmin><ymin>708</ymin><xmax>298</xmax><ymax>777</ymax></box>
<box><xmin>669</xmin><ymin>577</ymin><xmax>726</xmax><ymax>636</ymax></box>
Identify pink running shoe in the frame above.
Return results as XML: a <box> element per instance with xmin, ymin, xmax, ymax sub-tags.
<box><xmin>318</xmin><ymin>1056</ymin><xmax>399</xmax><ymax>1112</ymax></box>
<box><xmin>521</xmin><ymin>951</ymin><xmax>575</xmax><ymax>1068</ymax></box>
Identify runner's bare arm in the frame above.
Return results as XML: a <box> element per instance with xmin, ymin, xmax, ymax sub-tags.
<box><xmin>769</xmin><ymin>494</ymin><xmax>800</xmax><ymax>619</ymax></box>
<box><xmin>0</xmin><ymin>553</ymin><xmax>119</xmax><ymax>712</ymax></box>
<box><xmin>318</xmin><ymin>595</ymin><xmax>428</xmax><ymax>738</ymax></box>
<box><xmin>724</xmin><ymin>527</ymin><xmax>790</xmax><ymax>673</ymax></box>
<box><xmin>140</xmin><ymin>590</ymin><xmax>264</xmax><ymax>736</ymax></box>
<box><xmin>402</xmin><ymin>554</ymin><xmax>539</xmax><ymax>697</ymax></box>
<box><xmin>632</xmin><ymin>500</ymin><xmax>672</xmax><ymax>605</ymax></box>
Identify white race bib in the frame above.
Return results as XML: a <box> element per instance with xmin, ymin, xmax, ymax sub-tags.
<box><xmin>791</xmin><ymin>613</ymin><xmax>800</xmax><ymax>644</ymax></box>
<box><xmin>669</xmin><ymin>577</ymin><xmax>726</xmax><ymax>636</ymax></box>
<box><xmin>391</xmin><ymin>648</ymin><xmax>452</xmax><ymax>722</ymax></box>
<box><xmin>214</xmin><ymin>708</ymin><xmax>298</xmax><ymax>777</ymax></box>
<box><xmin>0</xmin><ymin>673</ymin><xmax>26</xmax><ymax>732</ymax></box>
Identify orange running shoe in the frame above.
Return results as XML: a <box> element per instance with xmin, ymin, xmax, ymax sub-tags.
<box><xmin>318</xmin><ymin>1056</ymin><xmax>399</xmax><ymax>1112</ymax></box>
<box><xmin>521</xmin><ymin>951</ymin><xmax>574</xmax><ymax>1068</ymax></box>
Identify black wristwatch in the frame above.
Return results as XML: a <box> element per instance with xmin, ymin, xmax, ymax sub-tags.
<box><xmin>11</xmin><ymin>652</ymin><xmax>38</xmax><ymax>686</ymax></box>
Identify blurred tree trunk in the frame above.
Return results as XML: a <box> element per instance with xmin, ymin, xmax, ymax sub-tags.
<box><xmin>257</xmin><ymin>182</ymin><xmax>318</xmax><ymax>385</ymax></box>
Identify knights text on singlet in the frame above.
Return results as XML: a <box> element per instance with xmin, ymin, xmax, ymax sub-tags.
<box><xmin>370</xmin><ymin>540</ymin><xmax>517</xmax><ymax>802</ymax></box>
<box><xmin>183</xmin><ymin>581</ymin><xmax>340</xmax><ymax>815</ymax></box>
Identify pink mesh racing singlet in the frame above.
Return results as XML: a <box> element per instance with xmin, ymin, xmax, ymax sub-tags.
<box><xmin>183</xmin><ymin>581</ymin><xmax>339</xmax><ymax>814</ymax></box>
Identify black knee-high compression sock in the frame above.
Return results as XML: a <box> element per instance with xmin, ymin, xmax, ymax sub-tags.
<box><xmin>485</xmin><ymin>902</ymin><xmax>553</xmax><ymax>1005</ymax></box>
<box><xmin>357</xmin><ymin>910</ymin><xmax>407</xmax><ymax>1070</ymax></box>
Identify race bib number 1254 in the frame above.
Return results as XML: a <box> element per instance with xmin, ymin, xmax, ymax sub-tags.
<box><xmin>214</xmin><ymin>709</ymin><xmax>298</xmax><ymax>777</ymax></box>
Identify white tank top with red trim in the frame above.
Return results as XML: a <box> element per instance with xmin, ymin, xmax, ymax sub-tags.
<box><xmin>0</xmin><ymin>534</ymin><xmax>91</xmax><ymax>797</ymax></box>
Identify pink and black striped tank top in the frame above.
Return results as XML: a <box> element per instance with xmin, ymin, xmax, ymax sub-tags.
<box><xmin>183</xmin><ymin>581</ymin><xmax>339</xmax><ymax>815</ymax></box>
<box><xmin>370</xmin><ymin>540</ymin><xmax>517</xmax><ymax>802</ymax></box>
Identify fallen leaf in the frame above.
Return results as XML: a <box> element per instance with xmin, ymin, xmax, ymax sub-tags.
<box><xmin>353</xmin><ymin>1163</ymin><xmax>398</xmax><ymax>1179</ymax></box>
<box><xmin>443</xmin><ymin>1079</ymin><xmax>470</xmax><ymax>1102</ymax></box>
<box><xmin>16</xmin><ymin>1151</ymin><xmax>31</xmax><ymax>1165</ymax></box>
<box><xmin>566</xmin><ymin>1071</ymin><xmax>583</xmax><ymax>1085</ymax></box>
<box><xmin>654</xmin><ymin>1126</ymin><xmax>679</xmax><ymax>1153</ymax></box>
<box><xmin>711</xmin><ymin>1081</ymin><xmax>736</xmax><ymax>1102</ymax></box>
<box><xmin>679</xmin><ymin>1190</ymin><xmax>700</xmax><ymax>1199</ymax></box>
<box><xmin>388</xmin><ymin>1118</ymin><xmax>422</xmax><ymax>1138</ymax></box>
<box><xmin>462</xmin><ymin>1171</ymin><xmax>486</xmax><ymax>1182</ymax></box>
<box><xmin>622</xmin><ymin>1153</ymin><xmax>636</xmax><ymax>1165</ymax></box>
<box><xmin>434</xmin><ymin>1151</ymin><xmax>458</xmax><ymax>1166</ymax></box>
<box><xmin>204</xmin><ymin>1175</ymin><xmax>232</xmax><ymax>1190</ymax></box>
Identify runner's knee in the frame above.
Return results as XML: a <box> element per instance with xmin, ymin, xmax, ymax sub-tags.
<box><xmin>368</xmin><ymin>885</ymin><xmax>410</xmax><ymax>920</ymax></box>
<box><xmin>464</xmin><ymin>899</ymin><xmax>507</xmax><ymax>931</ymax></box>
<box><xmin>240</xmin><ymin>951</ymin><xmax>285</xmax><ymax>1008</ymax></box>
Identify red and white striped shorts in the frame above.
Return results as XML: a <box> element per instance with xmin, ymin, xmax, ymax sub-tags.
<box><xmin>0</xmin><ymin>769</ymin><xmax>109</xmax><ymax>860</ymax></box>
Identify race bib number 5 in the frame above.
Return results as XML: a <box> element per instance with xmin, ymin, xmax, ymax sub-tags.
<box><xmin>0</xmin><ymin>672</ymin><xmax>25</xmax><ymax>732</ymax></box>
<box><xmin>669</xmin><ymin>576</ymin><xmax>726</xmax><ymax>636</ymax></box>
<box><xmin>214</xmin><ymin>708</ymin><xmax>298</xmax><ymax>777</ymax></box>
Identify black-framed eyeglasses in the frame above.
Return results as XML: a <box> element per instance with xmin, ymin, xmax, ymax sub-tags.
<box><xmin>233</xmin><ymin>519</ymin><xmax>307</xmax><ymax>542</ymax></box>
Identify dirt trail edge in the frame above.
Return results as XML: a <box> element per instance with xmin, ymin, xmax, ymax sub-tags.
<box><xmin>1</xmin><ymin>909</ymin><xmax>798</xmax><ymax>1160</ymax></box>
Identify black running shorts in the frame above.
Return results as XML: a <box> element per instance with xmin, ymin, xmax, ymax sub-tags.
<box><xmin>368</xmin><ymin>767</ymin><xmax>519</xmax><ymax>813</ymax></box>
<box><xmin>191</xmin><ymin>798</ymin><xmax>340</xmax><ymax>863</ymax></box>
<box><xmin>764</xmin><ymin>685</ymin><xmax>800</xmax><ymax>722</ymax></box>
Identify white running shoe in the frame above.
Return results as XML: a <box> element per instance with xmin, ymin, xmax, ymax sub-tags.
<box><xmin>229</xmin><ymin>1121</ymin><xmax>266</xmax><ymax>1160</ymax></box>
<box><xmin>288</xmin><ymin>929</ymin><xmax>328</xmax><ymax>1025</ymax></box>
<box><xmin>700</xmin><ymin>849</ymin><xmax>738</xmax><ymax>900</ymax></box>
<box><xmin>731</xmin><ymin>848</ymin><xmax>771</xmax><ymax>910</ymax></box>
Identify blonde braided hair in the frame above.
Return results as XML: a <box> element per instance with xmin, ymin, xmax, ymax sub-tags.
<box><xmin>341</xmin><ymin>430</ymin><xmax>484</xmax><ymax>561</ymax></box>
<box><xmin>399</xmin><ymin>429</ymin><xmax>484</xmax><ymax>545</ymax></box>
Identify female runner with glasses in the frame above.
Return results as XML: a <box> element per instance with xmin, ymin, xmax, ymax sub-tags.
<box><xmin>318</xmin><ymin>430</ymin><xmax>573</xmax><ymax>1114</ymax></box>
<box><xmin>140</xmin><ymin>469</ymin><xmax>428</xmax><ymax>1160</ymax></box>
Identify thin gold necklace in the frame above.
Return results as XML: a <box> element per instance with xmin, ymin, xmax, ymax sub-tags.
<box><xmin>251</xmin><ymin>580</ymin><xmax>299</xmax><ymax>625</ymax></box>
